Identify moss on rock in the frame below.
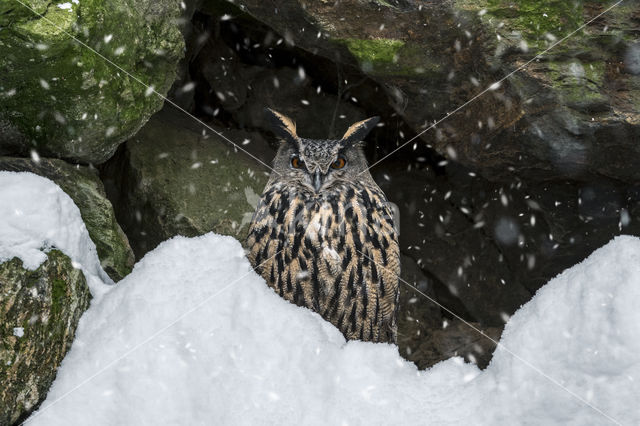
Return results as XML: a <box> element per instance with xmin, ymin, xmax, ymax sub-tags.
<box><xmin>0</xmin><ymin>250</ymin><xmax>91</xmax><ymax>424</ymax></box>
<box><xmin>337</xmin><ymin>38</ymin><xmax>443</xmax><ymax>77</ymax></box>
<box><xmin>342</xmin><ymin>38</ymin><xmax>405</xmax><ymax>67</ymax></box>
<box><xmin>456</xmin><ymin>0</ymin><xmax>584</xmax><ymax>48</ymax></box>
<box><xmin>487</xmin><ymin>0</ymin><xmax>582</xmax><ymax>40</ymax></box>
<box><xmin>0</xmin><ymin>0</ymin><xmax>184</xmax><ymax>163</ymax></box>
<box><xmin>546</xmin><ymin>60</ymin><xmax>609</xmax><ymax>111</ymax></box>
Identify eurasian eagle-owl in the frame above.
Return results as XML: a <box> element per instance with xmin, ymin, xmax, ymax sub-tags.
<box><xmin>246</xmin><ymin>109</ymin><xmax>400</xmax><ymax>343</ymax></box>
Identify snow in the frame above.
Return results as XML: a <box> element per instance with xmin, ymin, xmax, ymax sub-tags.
<box><xmin>0</xmin><ymin>172</ymin><xmax>112</xmax><ymax>296</ymax></box>
<box><xmin>1</xmin><ymin>172</ymin><xmax>638</xmax><ymax>425</ymax></box>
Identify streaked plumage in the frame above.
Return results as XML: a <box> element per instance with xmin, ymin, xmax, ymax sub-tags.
<box><xmin>246</xmin><ymin>109</ymin><xmax>400</xmax><ymax>343</ymax></box>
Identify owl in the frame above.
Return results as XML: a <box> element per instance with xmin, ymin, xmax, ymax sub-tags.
<box><xmin>246</xmin><ymin>109</ymin><xmax>400</xmax><ymax>344</ymax></box>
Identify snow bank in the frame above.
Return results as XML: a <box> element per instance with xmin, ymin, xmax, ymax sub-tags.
<box><xmin>28</xmin><ymin>234</ymin><xmax>483</xmax><ymax>425</ymax></box>
<box><xmin>1</xmin><ymin>172</ymin><xmax>638</xmax><ymax>425</ymax></box>
<box><xmin>478</xmin><ymin>236</ymin><xmax>640</xmax><ymax>425</ymax></box>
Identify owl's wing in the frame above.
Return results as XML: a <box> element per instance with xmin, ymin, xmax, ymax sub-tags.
<box><xmin>364</xmin><ymin>190</ymin><xmax>400</xmax><ymax>332</ymax></box>
<box><xmin>246</xmin><ymin>187</ymin><xmax>282</xmax><ymax>271</ymax></box>
<box><xmin>339</xmin><ymin>186</ymin><xmax>400</xmax><ymax>342</ymax></box>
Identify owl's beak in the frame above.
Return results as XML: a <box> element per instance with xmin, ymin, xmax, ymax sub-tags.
<box><xmin>313</xmin><ymin>170</ymin><xmax>324</xmax><ymax>192</ymax></box>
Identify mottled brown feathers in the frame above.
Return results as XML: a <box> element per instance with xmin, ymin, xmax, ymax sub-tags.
<box><xmin>247</xmin><ymin>182</ymin><xmax>400</xmax><ymax>343</ymax></box>
<box><xmin>265</xmin><ymin>108</ymin><xmax>298</xmax><ymax>146</ymax></box>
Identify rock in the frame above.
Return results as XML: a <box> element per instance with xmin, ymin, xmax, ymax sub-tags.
<box><xmin>152</xmin><ymin>0</ymin><xmax>639</xmax><ymax>369</ymax></box>
<box><xmin>0</xmin><ymin>0</ymin><xmax>184</xmax><ymax>164</ymax></box>
<box><xmin>217</xmin><ymin>0</ymin><xmax>639</xmax><ymax>325</ymax></box>
<box><xmin>398</xmin><ymin>254</ymin><xmax>442</xmax><ymax>330</ymax></box>
<box><xmin>100</xmin><ymin>107</ymin><xmax>271</xmax><ymax>258</ymax></box>
<box><xmin>193</xmin><ymin>36</ymin><xmax>262</xmax><ymax>114</ymax></box>
<box><xmin>0</xmin><ymin>157</ymin><xmax>134</xmax><ymax>282</ymax></box>
<box><xmin>229</xmin><ymin>0</ymin><xmax>640</xmax><ymax>183</ymax></box>
<box><xmin>442</xmin><ymin>0</ymin><xmax>640</xmax><ymax>182</ymax></box>
<box><xmin>410</xmin><ymin>320</ymin><xmax>502</xmax><ymax>370</ymax></box>
<box><xmin>516</xmin><ymin>178</ymin><xmax>640</xmax><ymax>290</ymax></box>
<box><xmin>393</xmin><ymin>253</ymin><xmax>503</xmax><ymax>370</ymax></box>
<box><xmin>165</xmin><ymin>0</ymin><xmax>208</xmax><ymax>112</ymax></box>
<box><xmin>231</xmin><ymin>0</ymin><xmax>501</xmax><ymax>162</ymax></box>
<box><xmin>0</xmin><ymin>250</ymin><xmax>91</xmax><ymax>424</ymax></box>
<box><xmin>378</xmin><ymin>157</ymin><xmax>640</xmax><ymax>328</ymax></box>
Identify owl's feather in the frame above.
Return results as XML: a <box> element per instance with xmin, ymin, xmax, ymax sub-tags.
<box><xmin>265</xmin><ymin>108</ymin><xmax>298</xmax><ymax>147</ymax></box>
<box><xmin>247</xmin><ymin>181</ymin><xmax>400</xmax><ymax>343</ymax></box>
<box><xmin>340</xmin><ymin>116</ymin><xmax>380</xmax><ymax>146</ymax></box>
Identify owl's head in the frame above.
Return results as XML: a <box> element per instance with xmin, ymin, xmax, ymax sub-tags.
<box><xmin>266</xmin><ymin>108</ymin><xmax>379</xmax><ymax>193</ymax></box>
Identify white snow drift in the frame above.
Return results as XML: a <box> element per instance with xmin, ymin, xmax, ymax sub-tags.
<box><xmin>1</xmin><ymin>171</ymin><xmax>638</xmax><ymax>425</ymax></box>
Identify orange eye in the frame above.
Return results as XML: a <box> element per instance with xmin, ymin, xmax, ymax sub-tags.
<box><xmin>291</xmin><ymin>156</ymin><xmax>304</xmax><ymax>169</ymax></box>
<box><xmin>331</xmin><ymin>156</ymin><xmax>346</xmax><ymax>169</ymax></box>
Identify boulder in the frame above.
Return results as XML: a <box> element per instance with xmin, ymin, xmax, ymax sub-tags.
<box><xmin>409</xmin><ymin>319</ymin><xmax>502</xmax><ymax>370</ymax></box>
<box><xmin>0</xmin><ymin>157</ymin><xmax>135</xmax><ymax>282</ymax></box>
<box><xmin>0</xmin><ymin>0</ymin><xmax>184</xmax><ymax>163</ymax></box>
<box><xmin>451</xmin><ymin>0</ymin><xmax>640</xmax><ymax>181</ymax></box>
<box><xmin>213</xmin><ymin>0</ymin><xmax>640</xmax><ymax>326</ymax></box>
<box><xmin>230</xmin><ymin>0</ymin><xmax>640</xmax><ymax>183</ymax></box>
<box><xmin>230</xmin><ymin>0</ymin><xmax>501</xmax><ymax>161</ymax></box>
<box><xmin>100</xmin><ymin>107</ymin><xmax>271</xmax><ymax>258</ymax></box>
<box><xmin>0</xmin><ymin>250</ymin><xmax>91</xmax><ymax>424</ymax></box>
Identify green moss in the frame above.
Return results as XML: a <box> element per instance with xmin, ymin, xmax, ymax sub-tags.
<box><xmin>456</xmin><ymin>0</ymin><xmax>587</xmax><ymax>50</ymax></box>
<box><xmin>342</xmin><ymin>38</ymin><xmax>405</xmax><ymax>65</ymax></box>
<box><xmin>50</xmin><ymin>277</ymin><xmax>66</xmax><ymax>318</ymax></box>
<box><xmin>61</xmin><ymin>168</ymin><xmax>134</xmax><ymax>280</ymax></box>
<box><xmin>0</xmin><ymin>0</ymin><xmax>46</xmax><ymax>19</ymax></box>
<box><xmin>487</xmin><ymin>0</ymin><xmax>582</xmax><ymax>39</ymax></box>
<box><xmin>17</xmin><ymin>2</ymin><xmax>76</xmax><ymax>39</ymax></box>
<box><xmin>547</xmin><ymin>60</ymin><xmax>608</xmax><ymax>109</ymax></box>
<box><xmin>338</xmin><ymin>38</ymin><xmax>443</xmax><ymax>77</ymax></box>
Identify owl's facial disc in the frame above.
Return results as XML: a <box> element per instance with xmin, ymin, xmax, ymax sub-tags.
<box><xmin>290</xmin><ymin>138</ymin><xmax>347</xmax><ymax>193</ymax></box>
<box><xmin>290</xmin><ymin>154</ymin><xmax>331</xmax><ymax>193</ymax></box>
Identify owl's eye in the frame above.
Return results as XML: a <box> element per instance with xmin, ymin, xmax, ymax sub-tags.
<box><xmin>331</xmin><ymin>156</ymin><xmax>347</xmax><ymax>169</ymax></box>
<box><xmin>291</xmin><ymin>156</ymin><xmax>305</xmax><ymax>169</ymax></box>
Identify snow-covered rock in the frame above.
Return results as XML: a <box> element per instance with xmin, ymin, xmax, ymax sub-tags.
<box><xmin>0</xmin><ymin>172</ymin><xmax>111</xmax><ymax>294</ymax></box>
<box><xmin>1</xmin><ymin>172</ymin><xmax>638</xmax><ymax>425</ymax></box>
<box><xmin>0</xmin><ymin>157</ymin><xmax>134</xmax><ymax>281</ymax></box>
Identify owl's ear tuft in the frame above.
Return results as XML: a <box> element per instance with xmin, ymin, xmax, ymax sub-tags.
<box><xmin>340</xmin><ymin>116</ymin><xmax>380</xmax><ymax>146</ymax></box>
<box><xmin>265</xmin><ymin>108</ymin><xmax>298</xmax><ymax>146</ymax></box>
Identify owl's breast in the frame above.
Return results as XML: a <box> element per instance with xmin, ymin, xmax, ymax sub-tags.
<box><xmin>246</xmin><ymin>182</ymin><xmax>400</xmax><ymax>342</ymax></box>
<box><xmin>249</xmin><ymin>184</ymin><xmax>397</xmax><ymax>272</ymax></box>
